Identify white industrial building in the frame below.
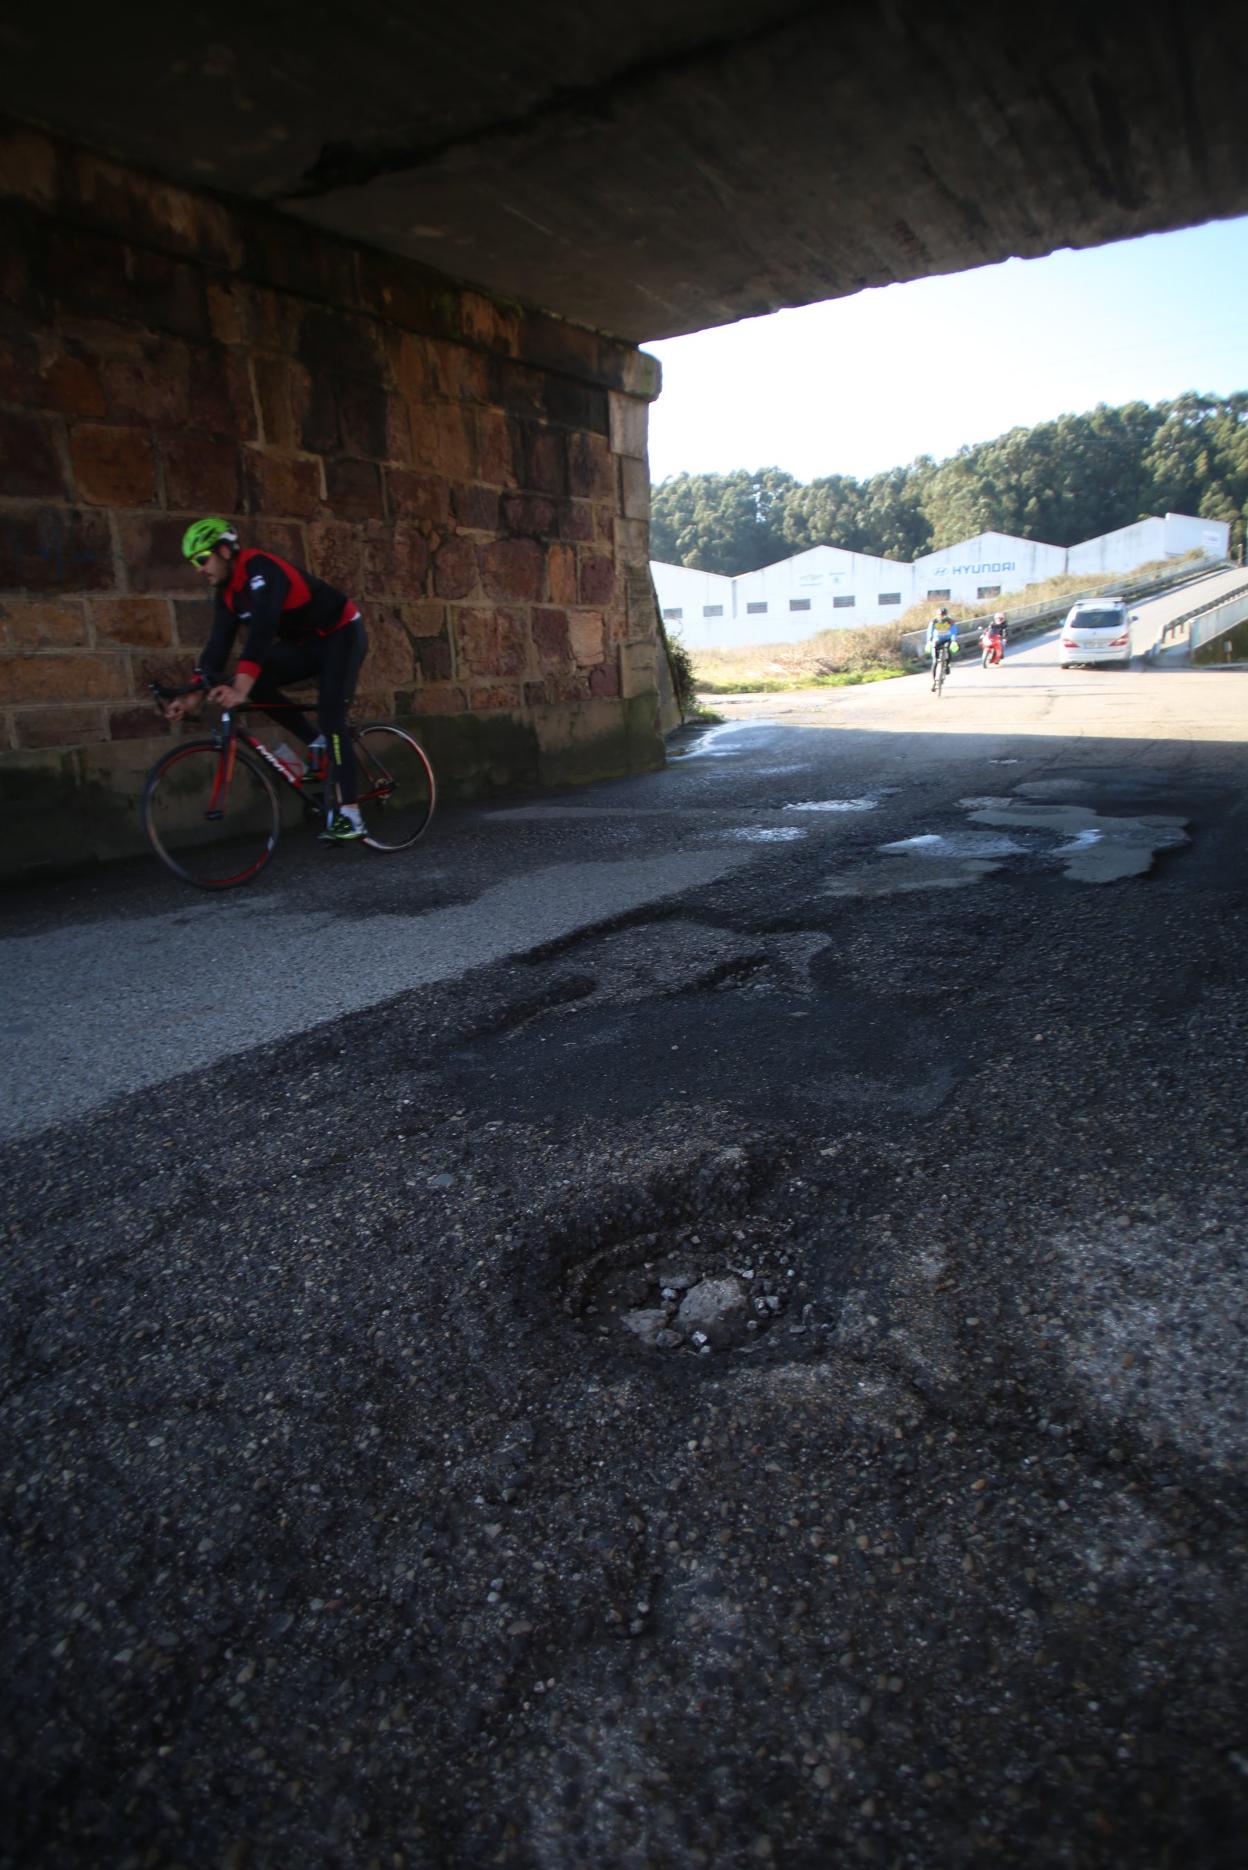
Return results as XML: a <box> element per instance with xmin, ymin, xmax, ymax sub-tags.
<box><xmin>654</xmin><ymin>512</ymin><xmax>1229</xmax><ymax>649</ymax></box>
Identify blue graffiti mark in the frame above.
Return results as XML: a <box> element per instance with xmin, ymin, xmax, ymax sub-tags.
<box><xmin>29</xmin><ymin>508</ymin><xmax>110</xmax><ymax>584</ymax></box>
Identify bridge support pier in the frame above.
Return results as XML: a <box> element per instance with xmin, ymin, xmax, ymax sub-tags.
<box><xmin>0</xmin><ymin>124</ymin><xmax>665</xmax><ymax>878</ymax></box>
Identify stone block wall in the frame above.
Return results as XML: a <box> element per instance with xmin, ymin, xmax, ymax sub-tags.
<box><xmin>0</xmin><ymin>123</ymin><xmax>664</xmax><ymax>874</ymax></box>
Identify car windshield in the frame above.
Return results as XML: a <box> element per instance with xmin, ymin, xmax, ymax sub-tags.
<box><xmin>1069</xmin><ymin>610</ymin><xmax>1124</xmax><ymax>631</ymax></box>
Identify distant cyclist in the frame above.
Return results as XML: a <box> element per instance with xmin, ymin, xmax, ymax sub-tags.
<box><xmin>924</xmin><ymin>607</ymin><xmax>960</xmax><ymax>688</ymax></box>
<box><xmin>167</xmin><ymin>519</ymin><xmax>370</xmax><ymax>844</ymax></box>
<box><xmin>980</xmin><ymin>612</ymin><xmax>1006</xmax><ymax>666</ymax></box>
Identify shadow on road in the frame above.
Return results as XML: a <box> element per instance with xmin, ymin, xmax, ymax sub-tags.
<box><xmin>3</xmin><ymin>712</ymin><xmax>1247</xmax><ymax>1867</ymax></box>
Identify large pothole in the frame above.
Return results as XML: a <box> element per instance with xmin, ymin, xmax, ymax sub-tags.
<box><xmin>563</xmin><ymin>1220</ymin><xmax>805</xmax><ymax>1358</ymax></box>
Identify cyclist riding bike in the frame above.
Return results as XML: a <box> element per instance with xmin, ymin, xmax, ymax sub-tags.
<box><xmin>167</xmin><ymin>519</ymin><xmax>370</xmax><ymax>843</ymax></box>
<box><xmin>924</xmin><ymin>607</ymin><xmax>960</xmax><ymax>688</ymax></box>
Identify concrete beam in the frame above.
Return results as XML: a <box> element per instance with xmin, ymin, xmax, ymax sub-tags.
<box><xmin>2</xmin><ymin>1</ymin><xmax>1245</xmax><ymax>340</ymax></box>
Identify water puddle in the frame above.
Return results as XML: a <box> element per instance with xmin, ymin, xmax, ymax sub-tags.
<box><xmin>672</xmin><ymin>721</ymin><xmax>776</xmax><ymax>760</ymax></box>
<box><xmin>720</xmin><ymin>826</ymin><xmax>808</xmax><ymax>843</ymax></box>
<box><xmin>784</xmin><ymin>797</ymin><xmax>881</xmax><ymax>814</ymax></box>
<box><xmin>822</xmin><ymin>791</ymin><xmax>1189</xmax><ymax>896</ymax></box>
<box><xmin>967</xmin><ymin>802</ymin><xmax>1188</xmax><ymax>882</ymax></box>
<box><xmin>880</xmin><ymin>831</ymin><xmax>1028</xmax><ymax>859</ymax></box>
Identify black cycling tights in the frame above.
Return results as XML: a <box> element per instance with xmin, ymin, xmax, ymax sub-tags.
<box><xmin>249</xmin><ymin>619</ymin><xmax>368</xmax><ymax>802</ymax></box>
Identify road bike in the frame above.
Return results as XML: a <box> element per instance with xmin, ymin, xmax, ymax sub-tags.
<box><xmin>141</xmin><ymin>684</ymin><xmax>436</xmax><ymax>889</ymax></box>
<box><xmin>932</xmin><ymin>640</ymin><xmax>951</xmax><ymax>697</ymax></box>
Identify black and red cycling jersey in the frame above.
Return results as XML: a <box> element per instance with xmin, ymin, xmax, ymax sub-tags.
<box><xmin>196</xmin><ymin>549</ymin><xmax>360</xmax><ymax>685</ymax></box>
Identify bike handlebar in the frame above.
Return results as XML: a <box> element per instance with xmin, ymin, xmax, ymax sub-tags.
<box><xmin>150</xmin><ymin>679</ymin><xmax>206</xmax><ymax>702</ymax></box>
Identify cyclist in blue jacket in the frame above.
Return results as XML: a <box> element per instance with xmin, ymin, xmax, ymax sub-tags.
<box><xmin>924</xmin><ymin>608</ymin><xmax>960</xmax><ymax>688</ymax></box>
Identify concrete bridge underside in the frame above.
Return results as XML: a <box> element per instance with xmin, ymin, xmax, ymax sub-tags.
<box><xmin>3</xmin><ymin>0</ymin><xmax>1246</xmax><ymax>342</ymax></box>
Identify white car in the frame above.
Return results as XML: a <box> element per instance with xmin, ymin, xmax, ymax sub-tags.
<box><xmin>1059</xmin><ymin>598</ymin><xmax>1137</xmax><ymax>669</ymax></box>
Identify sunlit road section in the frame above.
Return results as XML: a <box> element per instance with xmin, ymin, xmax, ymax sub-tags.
<box><xmin>713</xmin><ymin>574</ymin><xmax>1248</xmax><ymax>747</ymax></box>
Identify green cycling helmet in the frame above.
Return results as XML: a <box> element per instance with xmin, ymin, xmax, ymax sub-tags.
<box><xmin>182</xmin><ymin>517</ymin><xmax>238</xmax><ymax>564</ymax></box>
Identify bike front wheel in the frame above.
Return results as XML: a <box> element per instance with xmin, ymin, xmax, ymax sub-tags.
<box><xmin>142</xmin><ymin>740</ymin><xmax>280</xmax><ymax>888</ymax></box>
<box><xmin>353</xmin><ymin>724</ymin><xmax>436</xmax><ymax>850</ymax></box>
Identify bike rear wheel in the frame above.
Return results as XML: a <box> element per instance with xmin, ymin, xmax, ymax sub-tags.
<box><xmin>353</xmin><ymin>724</ymin><xmax>436</xmax><ymax>850</ymax></box>
<box><xmin>142</xmin><ymin>740</ymin><xmax>280</xmax><ymax>888</ymax></box>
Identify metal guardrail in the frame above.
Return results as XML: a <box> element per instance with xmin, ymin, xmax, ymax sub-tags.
<box><xmin>1188</xmin><ymin>586</ymin><xmax>1248</xmax><ymax>656</ymax></box>
<box><xmin>898</xmin><ymin>559</ymin><xmax>1232</xmax><ymax>661</ymax></box>
<box><xmin>1147</xmin><ymin>578</ymin><xmax>1248</xmax><ymax>656</ymax></box>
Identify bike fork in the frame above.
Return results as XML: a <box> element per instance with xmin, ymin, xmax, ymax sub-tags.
<box><xmin>206</xmin><ymin>718</ymin><xmax>237</xmax><ymax>819</ymax></box>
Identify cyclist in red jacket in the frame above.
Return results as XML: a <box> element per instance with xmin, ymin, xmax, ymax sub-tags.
<box><xmin>167</xmin><ymin>517</ymin><xmax>369</xmax><ymax>843</ymax></box>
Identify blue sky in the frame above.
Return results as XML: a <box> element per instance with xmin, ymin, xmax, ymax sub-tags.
<box><xmin>644</xmin><ymin>216</ymin><xmax>1248</xmax><ymax>485</ymax></box>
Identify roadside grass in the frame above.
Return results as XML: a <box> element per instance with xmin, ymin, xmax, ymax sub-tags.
<box><xmin>695</xmin><ymin>666</ymin><xmax>906</xmax><ymax>694</ymax></box>
<box><xmin>688</xmin><ymin>553</ymin><xmax>1208</xmax><ymax>690</ymax></box>
<box><xmin>663</xmin><ymin>625</ymin><xmax>699</xmax><ymax>715</ymax></box>
<box><xmin>692</xmin><ymin>621</ymin><xmax>908</xmax><ymax>692</ymax></box>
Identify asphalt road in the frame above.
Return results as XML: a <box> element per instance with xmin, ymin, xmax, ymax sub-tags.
<box><xmin>3</xmin><ymin>614</ymin><xmax>1247</xmax><ymax>1868</ymax></box>
<box><xmin>4</xmin><ymin>596</ymin><xmax>1244</xmax><ymax>1139</ymax></box>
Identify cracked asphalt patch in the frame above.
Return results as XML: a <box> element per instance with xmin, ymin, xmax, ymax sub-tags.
<box><xmin>819</xmin><ymin>769</ymin><xmax>1194</xmax><ymax>895</ymax></box>
<box><xmin>967</xmin><ymin>801</ymin><xmax>1189</xmax><ymax>882</ymax></box>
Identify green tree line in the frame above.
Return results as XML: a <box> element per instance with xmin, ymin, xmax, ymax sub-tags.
<box><xmin>650</xmin><ymin>392</ymin><xmax>1248</xmax><ymax>576</ymax></box>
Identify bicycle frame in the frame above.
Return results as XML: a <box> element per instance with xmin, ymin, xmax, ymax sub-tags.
<box><xmin>223</xmin><ymin>710</ymin><xmax>325</xmax><ymax>798</ymax></box>
<box><xmin>211</xmin><ymin>706</ymin><xmax>399</xmax><ymax>816</ymax></box>
<box><xmin>149</xmin><ymin>682</ymin><xmax>407</xmax><ymax>822</ymax></box>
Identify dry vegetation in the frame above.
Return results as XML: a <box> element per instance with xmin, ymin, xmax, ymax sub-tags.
<box><xmin>688</xmin><ymin>556</ymin><xmax>1200</xmax><ymax>692</ymax></box>
<box><xmin>692</xmin><ymin>623</ymin><xmax>906</xmax><ymax>693</ymax></box>
<box><xmin>891</xmin><ymin>556</ymin><xmax>1192</xmax><ymax>637</ymax></box>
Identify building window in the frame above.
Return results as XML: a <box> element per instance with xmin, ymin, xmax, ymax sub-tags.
<box><xmin>789</xmin><ymin>598</ymin><xmax>811</xmax><ymax>612</ymax></box>
<box><xmin>702</xmin><ymin>604</ymin><xmax>724</xmax><ymax>617</ymax></box>
<box><xmin>878</xmin><ymin>593</ymin><xmax>901</xmax><ymax>606</ymax></box>
<box><xmin>927</xmin><ymin>588</ymin><xmax>951</xmax><ymax>600</ymax></box>
<box><xmin>662</xmin><ymin>608</ymin><xmax>683</xmax><ymax>621</ymax></box>
<box><xmin>977</xmin><ymin>585</ymin><xmax>1002</xmax><ymax>599</ymax></box>
<box><xmin>746</xmin><ymin>601</ymin><xmax>768</xmax><ymax>615</ymax></box>
<box><xmin>833</xmin><ymin>595</ymin><xmax>855</xmax><ymax>609</ymax></box>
